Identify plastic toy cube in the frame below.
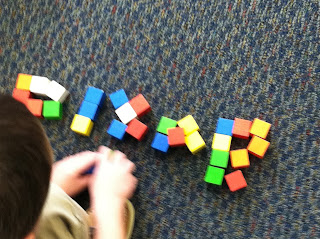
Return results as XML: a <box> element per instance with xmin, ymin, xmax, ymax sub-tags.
<box><xmin>250</xmin><ymin>118</ymin><xmax>271</xmax><ymax>139</ymax></box>
<box><xmin>224</xmin><ymin>170</ymin><xmax>247</xmax><ymax>192</ymax></box>
<box><xmin>247</xmin><ymin>136</ymin><xmax>270</xmax><ymax>159</ymax></box>
<box><xmin>78</xmin><ymin>101</ymin><xmax>100</xmax><ymax>121</ymax></box>
<box><xmin>216</xmin><ymin>118</ymin><xmax>234</xmax><ymax>136</ymax></box>
<box><xmin>177</xmin><ymin>115</ymin><xmax>200</xmax><ymax>135</ymax></box>
<box><xmin>42</xmin><ymin>101</ymin><xmax>62</xmax><ymax>120</ymax></box>
<box><xmin>29</xmin><ymin>76</ymin><xmax>50</xmax><ymax>96</ymax></box>
<box><xmin>70</xmin><ymin>114</ymin><xmax>94</xmax><ymax>136</ymax></box>
<box><xmin>168</xmin><ymin>127</ymin><xmax>185</xmax><ymax>147</ymax></box>
<box><xmin>107</xmin><ymin>119</ymin><xmax>128</xmax><ymax>140</ymax></box>
<box><xmin>12</xmin><ymin>88</ymin><xmax>32</xmax><ymax>105</ymax></box>
<box><xmin>232</xmin><ymin>118</ymin><xmax>252</xmax><ymax>139</ymax></box>
<box><xmin>156</xmin><ymin>116</ymin><xmax>177</xmax><ymax>135</ymax></box>
<box><xmin>126</xmin><ymin>118</ymin><xmax>148</xmax><ymax>141</ymax></box>
<box><xmin>129</xmin><ymin>94</ymin><xmax>151</xmax><ymax>117</ymax></box>
<box><xmin>151</xmin><ymin>133</ymin><xmax>169</xmax><ymax>153</ymax></box>
<box><xmin>109</xmin><ymin>89</ymin><xmax>129</xmax><ymax>109</ymax></box>
<box><xmin>16</xmin><ymin>73</ymin><xmax>32</xmax><ymax>90</ymax></box>
<box><xmin>210</xmin><ymin>150</ymin><xmax>229</xmax><ymax>168</ymax></box>
<box><xmin>115</xmin><ymin>102</ymin><xmax>137</xmax><ymax>124</ymax></box>
<box><xmin>204</xmin><ymin>166</ymin><xmax>225</xmax><ymax>185</ymax></box>
<box><xmin>185</xmin><ymin>131</ymin><xmax>206</xmax><ymax>154</ymax></box>
<box><xmin>230</xmin><ymin>149</ymin><xmax>250</xmax><ymax>169</ymax></box>
<box><xmin>212</xmin><ymin>133</ymin><xmax>232</xmax><ymax>152</ymax></box>
<box><xmin>46</xmin><ymin>80</ymin><xmax>69</xmax><ymax>103</ymax></box>
<box><xmin>26</xmin><ymin>99</ymin><xmax>43</xmax><ymax>118</ymax></box>
<box><xmin>84</xmin><ymin>86</ymin><xmax>106</xmax><ymax>108</ymax></box>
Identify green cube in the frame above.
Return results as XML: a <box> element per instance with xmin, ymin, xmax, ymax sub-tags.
<box><xmin>156</xmin><ymin>116</ymin><xmax>177</xmax><ymax>135</ymax></box>
<box><xmin>42</xmin><ymin>101</ymin><xmax>62</xmax><ymax>120</ymax></box>
<box><xmin>210</xmin><ymin>150</ymin><xmax>229</xmax><ymax>168</ymax></box>
<box><xmin>204</xmin><ymin>166</ymin><xmax>225</xmax><ymax>185</ymax></box>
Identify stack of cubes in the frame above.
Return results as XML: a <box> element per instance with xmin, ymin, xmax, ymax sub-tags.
<box><xmin>12</xmin><ymin>73</ymin><xmax>69</xmax><ymax>119</ymax></box>
<box><xmin>70</xmin><ymin>86</ymin><xmax>106</xmax><ymax>136</ymax></box>
<box><xmin>107</xmin><ymin>89</ymin><xmax>151</xmax><ymax>140</ymax></box>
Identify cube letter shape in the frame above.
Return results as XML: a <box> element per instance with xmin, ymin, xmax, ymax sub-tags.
<box><xmin>210</xmin><ymin>150</ymin><xmax>229</xmax><ymax>168</ymax></box>
<box><xmin>78</xmin><ymin>101</ymin><xmax>100</xmax><ymax>121</ymax></box>
<box><xmin>232</xmin><ymin>118</ymin><xmax>252</xmax><ymax>139</ymax></box>
<box><xmin>46</xmin><ymin>81</ymin><xmax>70</xmax><ymax>103</ymax></box>
<box><xmin>29</xmin><ymin>76</ymin><xmax>51</xmax><ymax>96</ymax></box>
<box><xmin>129</xmin><ymin>94</ymin><xmax>151</xmax><ymax>117</ymax></box>
<box><xmin>216</xmin><ymin>118</ymin><xmax>234</xmax><ymax>136</ymax></box>
<box><xmin>204</xmin><ymin>166</ymin><xmax>225</xmax><ymax>185</ymax></box>
<box><xmin>107</xmin><ymin>119</ymin><xmax>128</xmax><ymax>140</ymax></box>
<box><xmin>177</xmin><ymin>115</ymin><xmax>200</xmax><ymax>135</ymax></box>
<box><xmin>230</xmin><ymin>149</ymin><xmax>250</xmax><ymax>169</ymax></box>
<box><xmin>26</xmin><ymin>99</ymin><xmax>43</xmax><ymax>118</ymax></box>
<box><xmin>42</xmin><ymin>101</ymin><xmax>62</xmax><ymax>120</ymax></box>
<box><xmin>70</xmin><ymin>114</ymin><xmax>94</xmax><ymax>136</ymax></box>
<box><xmin>212</xmin><ymin>133</ymin><xmax>232</xmax><ymax>152</ymax></box>
<box><xmin>156</xmin><ymin>116</ymin><xmax>177</xmax><ymax>135</ymax></box>
<box><xmin>168</xmin><ymin>127</ymin><xmax>185</xmax><ymax>147</ymax></box>
<box><xmin>250</xmin><ymin>118</ymin><xmax>271</xmax><ymax>139</ymax></box>
<box><xmin>115</xmin><ymin>102</ymin><xmax>137</xmax><ymax>124</ymax></box>
<box><xmin>224</xmin><ymin>170</ymin><xmax>247</xmax><ymax>192</ymax></box>
<box><xmin>16</xmin><ymin>73</ymin><xmax>32</xmax><ymax>90</ymax></box>
<box><xmin>84</xmin><ymin>86</ymin><xmax>106</xmax><ymax>108</ymax></box>
<box><xmin>151</xmin><ymin>133</ymin><xmax>169</xmax><ymax>153</ymax></box>
<box><xmin>247</xmin><ymin>136</ymin><xmax>270</xmax><ymax>159</ymax></box>
<box><xmin>126</xmin><ymin>118</ymin><xmax>148</xmax><ymax>141</ymax></box>
<box><xmin>12</xmin><ymin>88</ymin><xmax>32</xmax><ymax>105</ymax></box>
<box><xmin>109</xmin><ymin>89</ymin><xmax>129</xmax><ymax>109</ymax></box>
<box><xmin>185</xmin><ymin>131</ymin><xmax>206</xmax><ymax>154</ymax></box>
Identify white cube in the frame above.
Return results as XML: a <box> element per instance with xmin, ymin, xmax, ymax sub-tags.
<box><xmin>29</xmin><ymin>76</ymin><xmax>51</xmax><ymax>96</ymax></box>
<box><xmin>115</xmin><ymin>102</ymin><xmax>137</xmax><ymax>124</ymax></box>
<box><xmin>46</xmin><ymin>80</ymin><xmax>70</xmax><ymax>103</ymax></box>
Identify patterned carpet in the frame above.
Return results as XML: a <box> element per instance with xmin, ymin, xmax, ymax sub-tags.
<box><xmin>1</xmin><ymin>0</ymin><xmax>320</xmax><ymax>238</ymax></box>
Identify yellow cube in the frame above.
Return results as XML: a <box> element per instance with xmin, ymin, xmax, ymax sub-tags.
<box><xmin>185</xmin><ymin>131</ymin><xmax>206</xmax><ymax>154</ymax></box>
<box><xmin>177</xmin><ymin>115</ymin><xmax>199</xmax><ymax>135</ymax></box>
<box><xmin>70</xmin><ymin>114</ymin><xmax>94</xmax><ymax>136</ymax></box>
<box><xmin>212</xmin><ymin>133</ymin><xmax>232</xmax><ymax>151</ymax></box>
<box><xmin>250</xmin><ymin>118</ymin><xmax>271</xmax><ymax>139</ymax></box>
<box><xmin>16</xmin><ymin>73</ymin><xmax>32</xmax><ymax>90</ymax></box>
<box><xmin>230</xmin><ymin>149</ymin><xmax>250</xmax><ymax>169</ymax></box>
<box><xmin>247</xmin><ymin>135</ymin><xmax>270</xmax><ymax>159</ymax></box>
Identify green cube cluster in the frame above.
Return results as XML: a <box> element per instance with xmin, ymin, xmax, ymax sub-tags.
<box><xmin>210</xmin><ymin>150</ymin><xmax>229</xmax><ymax>168</ymax></box>
<box><xmin>204</xmin><ymin>166</ymin><xmax>225</xmax><ymax>185</ymax></box>
<box><xmin>42</xmin><ymin>101</ymin><xmax>62</xmax><ymax>120</ymax></box>
<box><xmin>156</xmin><ymin>116</ymin><xmax>177</xmax><ymax>135</ymax></box>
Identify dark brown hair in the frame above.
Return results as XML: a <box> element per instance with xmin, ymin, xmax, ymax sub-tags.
<box><xmin>0</xmin><ymin>95</ymin><xmax>53</xmax><ymax>239</ymax></box>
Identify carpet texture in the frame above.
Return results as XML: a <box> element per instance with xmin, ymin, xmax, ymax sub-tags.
<box><xmin>1</xmin><ymin>0</ymin><xmax>320</xmax><ymax>238</ymax></box>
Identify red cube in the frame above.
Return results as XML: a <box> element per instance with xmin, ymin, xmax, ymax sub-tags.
<box><xmin>168</xmin><ymin>127</ymin><xmax>185</xmax><ymax>147</ymax></box>
<box><xmin>26</xmin><ymin>99</ymin><xmax>43</xmax><ymax>118</ymax></box>
<box><xmin>126</xmin><ymin>118</ymin><xmax>148</xmax><ymax>141</ymax></box>
<box><xmin>12</xmin><ymin>88</ymin><xmax>32</xmax><ymax>105</ymax></box>
<box><xmin>129</xmin><ymin>94</ymin><xmax>151</xmax><ymax>117</ymax></box>
<box><xmin>232</xmin><ymin>118</ymin><xmax>252</xmax><ymax>139</ymax></box>
<box><xmin>224</xmin><ymin>170</ymin><xmax>247</xmax><ymax>192</ymax></box>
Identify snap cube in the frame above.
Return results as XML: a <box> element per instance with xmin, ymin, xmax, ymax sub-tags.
<box><xmin>78</xmin><ymin>101</ymin><xmax>99</xmax><ymax>121</ymax></box>
<box><xmin>126</xmin><ymin>118</ymin><xmax>148</xmax><ymax>141</ymax></box>
<box><xmin>107</xmin><ymin>119</ymin><xmax>128</xmax><ymax>140</ymax></box>
<box><xmin>29</xmin><ymin>76</ymin><xmax>50</xmax><ymax>96</ymax></box>
<box><xmin>46</xmin><ymin>80</ymin><xmax>70</xmax><ymax>103</ymax></box>
<box><xmin>151</xmin><ymin>133</ymin><xmax>169</xmax><ymax>153</ymax></box>
<box><xmin>250</xmin><ymin>118</ymin><xmax>271</xmax><ymax>139</ymax></box>
<box><xmin>109</xmin><ymin>89</ymin><xmax>129</xmax><ymax>109</ymax></box>
<box><xmin>70</xmin><ymin>114</ymin><xmax>94</xmax><ymax>136</ymax></box>
<box><xmin>224</xmin><ymin>170</ymin><xmax>247</xmax><ymax>192</ymax></box>
<box><xmin>212</xmin><ymin>133</ymin><xmax>232</xmax><ymax>152</ymax></box>
<box><xmin>12</xmin><ymin>88</ymin><xmax>32</xmax><ymax>105</ymax></box>
<box><xmin>204</xmin><ymin>166</ymin><xmax>225</xmax><ymax>185</ymax></box>
<box><xmin>210</xmin><ymin>150</ymin><xmax>229</xmax><ymax>168</ymax></box>
<box><xmin>216</xmin><ymin>118</ymin><xmax>234</xmax><ymax>136</ymax></box>
<box><xmin>129</xmin><ymin>94</ymin><xmax>151</xmax><ymax>117</ymax></box>
<box><xmin>247</xmin><ymin>136</ymin><xmax>270</xmax><ymax>159</ymax></box>
<box><xmin>84</xmin><ymin>86</ymin><xmax>106</xmax><ymax>108</ymax></box>
<box><xmin>42</xmin><ymin>101</ymin><xmax>62</xmax><ymax>120</ymax></box>
<box><xmin>26</xmin><ymin>99</ymin><xmax>43</xmax><ymax>118</ymax></box>
<box><xmin>115</xmin><ymin>102</ymin><xmax>137</xmax><ymax>124</ymax></box>
<box><xmin>185</xmin><ymin>131</ymin><xmax>206</xmax><ymax>154</ymax></box>
<box><xmin>16</xmin><ymin>73</ymin><xmax>32</xmax><ymax>90</ymax></box>
<box><xmin>230</xmin><ymin>149</ymin><xmax>250</xmax><ymax>169</ymax></box>
<box><xmin>156</xmin><ymin>116</ymin><xmax>177</xmax><ymax>135</ymax></box>
<box><xmin>177</xmin><ymin>115</ymin><xmax>200</xmax><ymax>135</ymax></box>
<box><xmin>232</xmin><ymin>118</ymin><xmax>252</xmax><ymax>139</ymax></box>
<box><xmin>168</xmin><ymin>127</ymin><xmax>185</xmax><ymax>147</ymax></box>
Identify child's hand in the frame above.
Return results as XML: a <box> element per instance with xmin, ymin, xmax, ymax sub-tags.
<box><xmin>51</xmin><ymin>151</ymin><xmax>98</xmax><ymax>197</ymax></box>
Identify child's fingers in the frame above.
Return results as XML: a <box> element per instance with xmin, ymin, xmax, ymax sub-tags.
<box><xmin>97</xmin><ymin>146</ymin><xmax>112</xmax><ymax>155</ymax></box>
<box><xmin>71</xmin><ymin>152</ymin><xmax>99</xmax><ymax>174</ymax></box>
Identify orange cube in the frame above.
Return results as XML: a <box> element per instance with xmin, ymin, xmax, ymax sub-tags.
<box><xmin>168</xmin><ymin>127</ymin><xmax>185</xmax><ymax>147</ymax></box>
<box><xmin>232</xmin><ymin>118</ymin><xmax>252</xmax><ymax>139</ymax></box>
<box><xmin>26</xmin><ymin>99</ymin><xmax>43</xmax><ymax>118</ymax></box>
<box><xmin>16</xmin><ymin>73</ymin><xmax>32</xmax><ymax>90</ymax></box>
<box><xmin>250</xmin><ymin>118</ymin><xmax>271</xmax><ymax>139</ymax></box>
<box><xmin>224</xmin><ymin>170</ymin><xmax>247</xmax><ymax>192</ymax></box>
<box><xmin>247</xmin><ymin>136</ymin><xmax>270</xmax><ymax>159</ymax></box>
<box><xmin>12</xmin><ymin>88</ymin><xmax>32</xmax><ymax>105</ymax></box>
<box><xmin>230</xmin><ymin>149</ymin><xmax>250</xmax><ymax>169</ymax></box>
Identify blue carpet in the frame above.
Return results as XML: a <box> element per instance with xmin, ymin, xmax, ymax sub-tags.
<box><xmin>1</xmin><ymin>0</ymin><xmax>320</xmax><ymax>238</ymax></box>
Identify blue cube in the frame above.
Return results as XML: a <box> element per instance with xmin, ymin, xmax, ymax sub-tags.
<box><xmin>84</xmin><ymin>87</ymin><xmax>106</xmax><ymax>108</ymax></box>
<box><xmin>151</xmin><ymin>133</ymin><xmax>169</xmax><ymax>153</ymax></box>
<box><xmin>84</xmin><ymin>166</ymin><xmax>95</xmax><ymax>174</ymax></box>
<box><xmin>216</xmin><ymin>118</ymin><xmax>234</xmax><ymax>136</ymax></box>
<box><xmin>107</xmin><ymin>119</ymin><xmax>128</xmax><ymax>140</ymax></box>
<box><xmin>78</xmin><ymin>101</ymin><xmax>100</xmax><ymax>121</ymax></box>
<box><xmin>109</xmin><ymin>89</ymin><xmax>129</xmax><ymax>109</ymax></box>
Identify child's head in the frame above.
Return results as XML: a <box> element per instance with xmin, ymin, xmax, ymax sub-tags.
<box><xmin>0</xmin><ymin>95</ymin><xmax>53</xmax><ymax>239</ymax></box>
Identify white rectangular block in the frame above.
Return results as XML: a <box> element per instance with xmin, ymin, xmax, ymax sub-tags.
<box><xmin>29</xmin><ymin>76</ymin><xmax>51</xmax><ymax>96</ymax></box>
<box><xmin>115</xmin><ymin>102</ymin><xmax>137</xmax><ymax>124</ymax></box>
<box><xmin>46</xmin><ymin>80</ymin><xmax>70</xmax><ymax>103</ymax></box>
